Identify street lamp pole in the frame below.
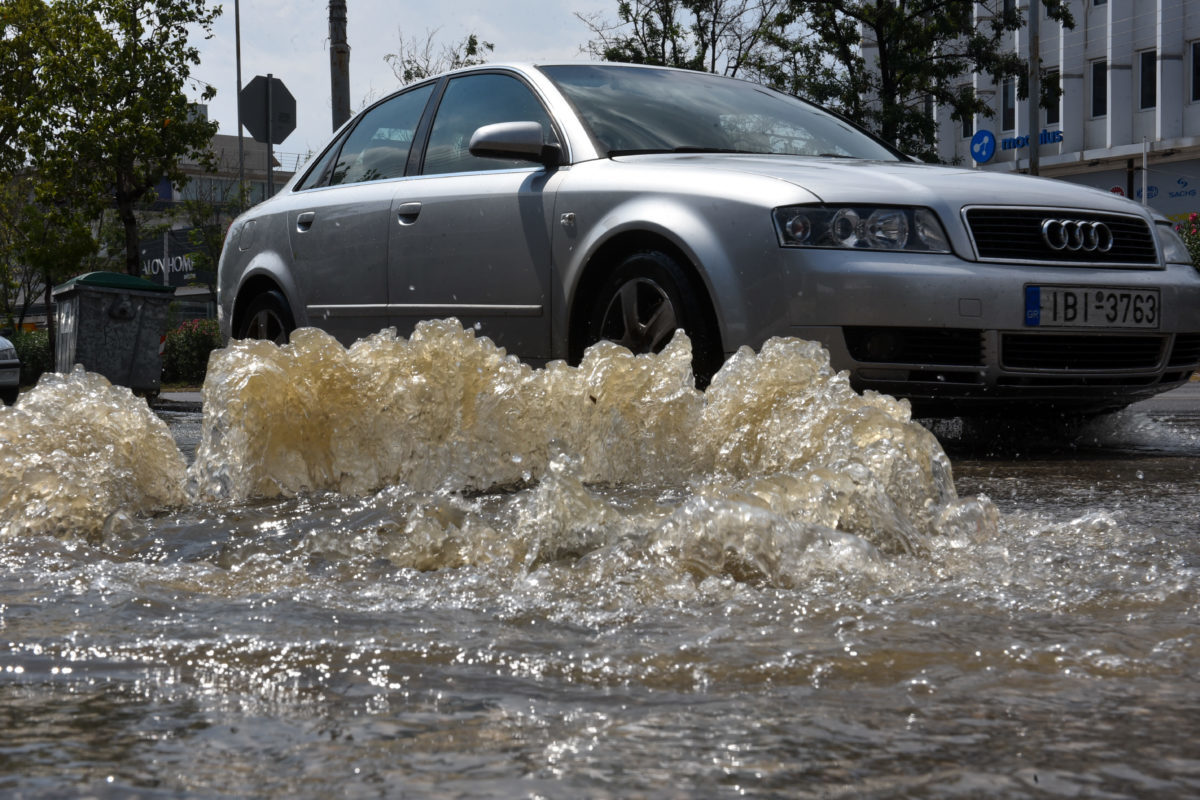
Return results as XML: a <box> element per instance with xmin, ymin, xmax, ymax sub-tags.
<box><xmin>1027</xmin><ymin>0</ymin><xmax>1040</xmax><ymax>176</ymax></box>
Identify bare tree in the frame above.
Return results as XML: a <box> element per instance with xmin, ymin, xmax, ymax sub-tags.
<box><xmin>384</xmin><ymin>29</ymin><xmax>494</xmax><ymax>86</ymax></box>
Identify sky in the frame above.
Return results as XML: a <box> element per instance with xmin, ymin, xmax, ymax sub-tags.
<box><xmin>190</xmin><ymin>0</ymin><xmax>612</xmax><ymax>171</ymax></box>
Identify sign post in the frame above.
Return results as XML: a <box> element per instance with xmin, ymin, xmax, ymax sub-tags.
<box><xmin>238</xmin><ymin>74</ymin><xmax>297</xmax><ymax>197</ymax></box>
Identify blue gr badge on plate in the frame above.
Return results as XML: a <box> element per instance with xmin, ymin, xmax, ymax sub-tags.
<box><xmin>1025</xmin><ymin>285</ymin><xmax>1041</xmax><ymax>325</ymax></box>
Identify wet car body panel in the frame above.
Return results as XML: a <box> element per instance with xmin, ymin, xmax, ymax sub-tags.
<box><xmin>287</xmin><ymin>178</ymin><xmax>395</xmax><ymax>341</ymax></box>
<box><xmin>217</xmin><ymin>62</ymin><xmax>1200</xmax><ymax>416</ymax></box>
<box><xmin>388</xmin><ymin>166</ymin><xmax>560</xmax><ymax>359</ymax></box>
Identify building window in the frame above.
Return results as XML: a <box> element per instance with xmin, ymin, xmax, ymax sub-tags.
<box><xmin>1044</xmin><ymin>68</ymin><xmax>1060</xmax><ymax>126</ymax></box>
<box><xmin>1192</xmin><ymin>41</ymin><xmax>1200</xmax><ymax>103</ymax></box>
<box><xmin>1140</xmin><ymin>50</ymin><xmax>1157</xmax><ymax>109</ymax></box>
<box><xmin>1091</xmin><ymin>59</ymin><xmax>1107</xmax><ymax>117</ymax></box>
<box><xmin>1002</xmin><ymin>78</ymin><xmax>1016</xmax><ymax>130</ymax></box>
<box><xmin>1094</xmin><ymin>0</ymin><xmax>1106</xmax><ymax>5</ymax></box>
<box><xmin>956</xmin><ymin>84</ymin><xmax>974</xmax><ymax>139</ymax></box>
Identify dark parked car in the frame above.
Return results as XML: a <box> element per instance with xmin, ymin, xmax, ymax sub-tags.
<box><xmin>0</xmin><ymin>334</ymin><xmax>19</xmax><ymax>405</ymax></box>
<box><xmin>218</xmin><ymin>62</ymin><xmax>1200</xmax><ymax>415</ymax></box>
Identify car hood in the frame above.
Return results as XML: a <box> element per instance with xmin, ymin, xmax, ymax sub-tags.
<box><xmin>611</xmin><ymin>153</ymin><xmax>1148</xmax><ymax>217</ymax></box>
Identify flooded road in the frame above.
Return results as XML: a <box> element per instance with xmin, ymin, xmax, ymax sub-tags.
<box><xmin>2</xmin><ymin>323</ymin><xmax>1198</xmax><ymax>798</ymax></box>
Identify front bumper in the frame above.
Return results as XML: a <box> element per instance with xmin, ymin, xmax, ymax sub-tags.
<box><xmin>785</xmin><ymin>255</ymin><xmax>1200</xmax><ymax>415</ymax></box>
<box><xmin>795</xmin><ymin>324</ymin><xmax>1197</xmax><ymax>415</ymax></box>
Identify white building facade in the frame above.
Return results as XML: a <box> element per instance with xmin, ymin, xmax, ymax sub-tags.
<box><xmin>936</xmin><ymin>0</ymin><xmax>1200</xmax><ymax>223</ymax></box>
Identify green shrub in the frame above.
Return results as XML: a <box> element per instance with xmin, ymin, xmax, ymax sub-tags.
<box><xmin>11</xmin><ymin>329</ymin><xmax>52</xmax><ymax>387</ymax></box>
<box><xmin>162</xmin><ymin>317</ymin><xmax>222</xmax><ymax>385</ymax></box>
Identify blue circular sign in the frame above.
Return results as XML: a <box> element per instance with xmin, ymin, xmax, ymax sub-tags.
<box><xmin>970</xmin><ymin>129</ymin><xmax>996</xmax><ymax>164</ymax></box>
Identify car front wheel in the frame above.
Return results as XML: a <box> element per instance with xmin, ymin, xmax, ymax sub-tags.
<box><xmin>583</xmin><ymin>249</ymin><xmax>722</xmax><ymax>387</ymax></box>
<box><xmin>236</xmin><ymin>290</ymin><xmax>295</xmax><ymax>344</ymax></box>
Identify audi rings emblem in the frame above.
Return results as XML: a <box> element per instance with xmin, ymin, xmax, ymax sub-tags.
<box><xmin>1041</xmin><ymin>218</ymin><xmax>1114</xmax><ymax>252</ymax></box>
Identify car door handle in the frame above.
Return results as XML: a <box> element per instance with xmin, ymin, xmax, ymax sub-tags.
<box><xmin>396</xmin><ymin>202</ymin><xmax>422</xmax><ymax>226</ymax></box>
<box><xmin>296</xmin><ymin>211</ymin><xmax>316</xmax><ymax>232</ymax></box>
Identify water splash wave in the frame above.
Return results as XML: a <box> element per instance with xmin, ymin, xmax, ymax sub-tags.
<box><xmin>2</xmin><ymin>320</ymin><xmax>990</xmax><ymax>578</ymax></box>
<box><xmin>0</xmin><ymin>367</ymin><xmax>187</xmax><ymax>539</ymax></box>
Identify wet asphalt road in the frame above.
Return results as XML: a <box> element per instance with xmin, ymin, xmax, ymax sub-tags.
<box><xmin>1128</xmin><ymin>380</ymin><xmax>1200</xmax><ymax>415</ymax></box>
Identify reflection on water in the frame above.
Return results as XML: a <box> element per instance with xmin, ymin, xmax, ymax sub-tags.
<box><xmin>1</xmin><ymin>321</ymin><xmax>1197</xmax><ymax>798</ymax></box>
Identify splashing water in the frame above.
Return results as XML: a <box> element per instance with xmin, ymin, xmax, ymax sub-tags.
<box><xmin>4</xmin><ymin>321</ymin><xmax>1199</xmax><ymax>798</ymax></box>
<box><xmin>0</xmin><ymin>367</ymin><xmax>187</xmax><ymax>539</ymax></box>
<box><xmin>1</xmin><ymin>320</ymin><xmax>985</xmax><ymax>582</ymax></box>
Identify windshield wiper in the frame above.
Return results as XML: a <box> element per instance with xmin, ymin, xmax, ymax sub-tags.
<box><xmin>607</xmin><ymin>146</ymin><xmax>761</xmax><ymax>157</ymax></box>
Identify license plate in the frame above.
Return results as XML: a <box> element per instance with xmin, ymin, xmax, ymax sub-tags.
<box><xmin>1024</xmin><ymin>285</ymin><xmax>1160</xmax><ymax>329</ymax></box>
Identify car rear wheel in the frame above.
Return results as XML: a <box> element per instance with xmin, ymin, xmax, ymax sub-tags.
<box><xmin>236</xmin><ymin>290</ymin><xmax>295</xmax><ymax>344</ymax></box>
<box><xmin>583</xmin><ymin>249</ymin><xmax>722</xmax><ymax>388</ymax></box>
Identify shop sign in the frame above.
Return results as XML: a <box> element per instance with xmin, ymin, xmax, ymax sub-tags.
<box><xmin>1169</xmin><ymin>177</ymin><xmax>1197</xmax><ymax>201</ymax></box>
<box><xmin>139</xmin><ymin>228</ymin><xmax>214</xmax><ymax>288</ymax></box>
<box><xmin>971</xmin><ymin>128</ymin><xmax>1063</xmax><ymax>164</ymax></box>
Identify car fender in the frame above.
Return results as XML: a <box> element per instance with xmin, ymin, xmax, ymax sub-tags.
<box><xmin>231</xmin><ymin>248</ymin><xmax>305</xmax><ymax>333</ymax></box>
<box><xmin>559</xmin><ymin>189</ymin><xmax>795</xmax><ymax>356</ymax></box>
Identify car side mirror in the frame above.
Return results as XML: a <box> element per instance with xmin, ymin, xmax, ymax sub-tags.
<box><xmin>469</xmin><ymin>121</ymin><xmax>562</xmax><ymax>169</ymax></box>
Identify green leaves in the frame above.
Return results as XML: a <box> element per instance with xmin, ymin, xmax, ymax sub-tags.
<box><xmin>0</xmin><ymin>0</ymin><xmax>221</xmax><ymax>277</ymax></box>
<box><xmin>581</xmin><ymin>0</ymin><xmax>786</xmax><ymax>76</ymax></box>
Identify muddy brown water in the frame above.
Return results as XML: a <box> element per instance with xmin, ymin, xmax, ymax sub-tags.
<box><xmin>2</xmin><ymin>323</ymin><xmax>1197</xmax><ymax>798</ymax></box>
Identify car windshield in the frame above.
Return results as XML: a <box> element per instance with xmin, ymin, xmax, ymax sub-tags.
<box><xmin>539</xmin><ymin>64</ymin><xmax>900</xmax><ymax>161</ymax></box>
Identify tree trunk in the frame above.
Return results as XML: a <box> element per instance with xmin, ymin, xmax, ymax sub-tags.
<box><xmin>43</xmin><ymin>275</ymin><xmax>56</xmax><ymax>370</ymax></box>
<box><xmin>118</xmin><ymin>193</ymin><xmax>140</xmax><ymax>276</ymax></box>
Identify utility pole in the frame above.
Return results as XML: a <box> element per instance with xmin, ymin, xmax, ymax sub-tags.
<box><xmin>1027</xmin><ymin>0</ymin><xmax>1040</xmax><ymax>176</ymax></box>
<box><xmin>267</xmin><ymin>73</ymin><xmax>275</xmax><ymax>198</ymax></box>
<box><xmin>329</xmin><ymin>1</ymin><xmax>351</xmax><ymax>132</ymax></box>
<box><xmin>235</xmin><ymin>0</ymin><xmax>245</xmax><ymax>208</ymax></box>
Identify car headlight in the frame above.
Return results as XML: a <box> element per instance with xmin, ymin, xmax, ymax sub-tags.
<box><xmin>1156</xmin><ymin>222</ymin><xmax>1194</xmax><ymax>267</ymax></box>
<box><xmin>0</xmin><ymin>345</ymin><xmax>16</xmax><ymax>361</ymax></box>
<box><xmin>774</xmin><ymin>205</ymin><xmax>951</xmax><ymax>253</ymax></box>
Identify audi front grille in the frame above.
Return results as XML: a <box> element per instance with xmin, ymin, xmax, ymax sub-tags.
<box><xmin>1000</xmin><ymin>333</ymin><xmax>1166</xmax><ymax>371</ymax></box>
<box><xmin>964</xmin><ymin>207</ymin><xmax>1159</xmax><ymax>266</ymax></box>
<box><xmin>843</xmin><ymin>327</ymin><xmax>984</xmax><ymax>366</ymax></box>
<box><xmin>1168</xmin><ymin>333</ymin><xmax>1200</xmax><ymax>368</ymax></box>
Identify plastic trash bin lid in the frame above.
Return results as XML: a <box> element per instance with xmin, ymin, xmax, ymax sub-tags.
<box><xmin>53</xmin><ymin>271</ymin><xmax>176</xmax><ymax>296</ymax></box>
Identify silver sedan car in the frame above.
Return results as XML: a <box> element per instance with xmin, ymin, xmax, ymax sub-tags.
<box><xmin>218</xmin><ymin>62</ymin><xmax>1200</xmax><ymax>416</ymax></box>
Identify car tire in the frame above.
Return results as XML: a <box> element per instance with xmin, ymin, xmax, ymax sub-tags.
<box><xmin>1</xmin><ymin>388</ymin><xmax>17</xmax><ymax>406</ymax></box>
<box><xmin>236</xmin><ymin>290</ymin><xmax>295</xmax><ymax>344</ymax></box>
<box><xmin>583</xmin><ymin>249</ymin><xmax>722</xmax><ymax>388</ymax></box>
